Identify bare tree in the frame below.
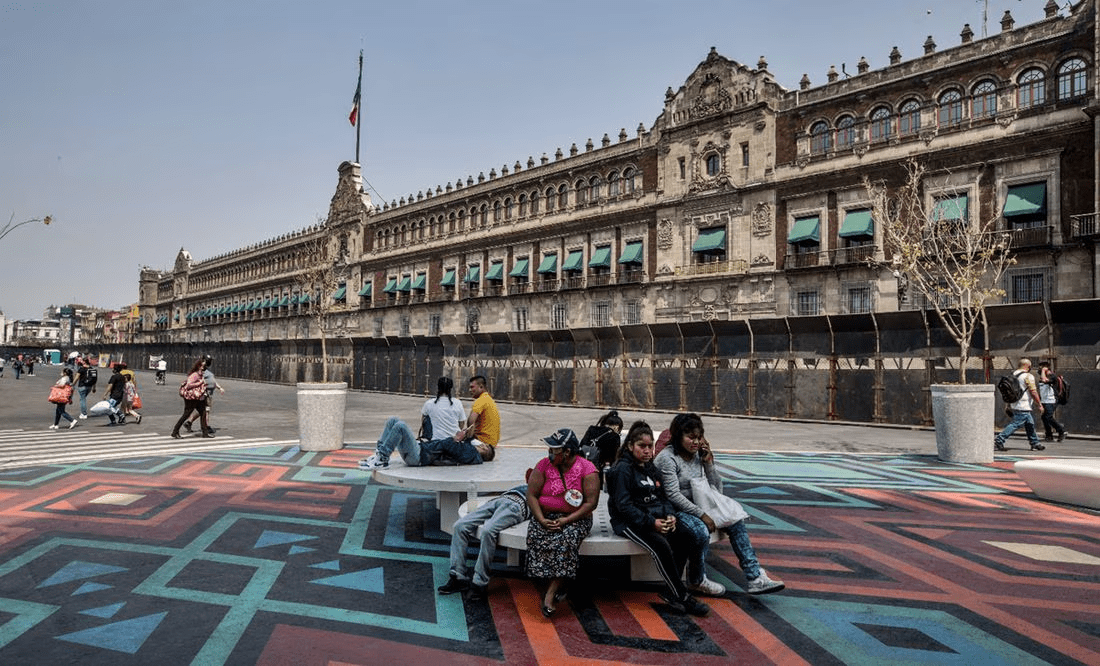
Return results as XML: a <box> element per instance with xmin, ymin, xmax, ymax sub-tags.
<box><xmin>866</xmin><ymin>160</ymin><xmax>1016</xmax><ymax>384</ymax></box>
<box><xmin>294</xmin><ymin>231</ymin><xmax>349</xmax><ymax>383</ymax></box>
<box><xmin>1</xmin><ymin>213</ymin><xmax>51</xmax><ymax>242</ymax></box>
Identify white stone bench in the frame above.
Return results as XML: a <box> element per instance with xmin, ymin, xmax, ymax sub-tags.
<box><xmin>461</xmin><ymin>493</ymin><xmax>719</xmax><ymax>582</ymax></box>
<box><xmin>1014</xmin><ymin>458</ymin><xmax>1100</xmax><ymax>510</ymax></box>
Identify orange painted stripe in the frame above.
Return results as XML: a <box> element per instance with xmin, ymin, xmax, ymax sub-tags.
<box><xmin>710</xmin><ymin>598</ymin><xmax>812</xmax><ymax>666</ymax></box>
<box><xmin>619</xmin><ymin>591</ymin><xmax>680</xmax><ymax>642</ymax></box>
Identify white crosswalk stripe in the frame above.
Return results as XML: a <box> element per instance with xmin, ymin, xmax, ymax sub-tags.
<box><xmin>0</xmin><ymin>428</ymin><xmax>302</xmax><ymax>469</ymax></box>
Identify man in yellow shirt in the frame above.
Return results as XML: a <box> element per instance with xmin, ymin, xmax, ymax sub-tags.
<box><xmin>418</xmin><ymin>375</ymin><xmax>500</xmax><ymax>465</ymax></box>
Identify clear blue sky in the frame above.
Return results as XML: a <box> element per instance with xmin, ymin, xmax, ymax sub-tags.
<box><xmin>0</xmin><ymin>0</ymin><xmax>1049</xmax><ymax>321</ymax></box>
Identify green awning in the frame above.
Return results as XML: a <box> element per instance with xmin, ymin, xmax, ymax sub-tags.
<box><xmin>692</xmin><ymin>227</ymin><xmax>727</xmax><ymax>253</ymax></box>
<box><xmin>411</xmin><ymin>273</ymin><xmax>426</xmax><ymax>290</ymax></box>
<box><xmin>509</xmin><ymin>258</ymin><xmax>529</xmax><ymax>277</ymax></box>
<box><xmin>932</xmin><ymin>195</ymin><xmax>968</xmax><ymax>222</ymax></box>
<box><xmin>332</xmin><ymin>286</ymin><xmax>347</xmax><ymax>300</ymax></box>
<box><xmin>383</xmin><ymin>277</ymin><xmax>397</xmax><ymax>293</ymax></box>
<box><xmin>464</xmin><ymin>266</ymin><xmax>480</xmax><ymax>283</ymax></box>
<box><xmin>299</xmin><ymin>293</ymin><xmax>311</xmax><ymax>304</ymax></box>
<box><xmin>246</xmin><ymin>300</ymin><xmax>257</xmax><ymax>311</ymax></box>
<box><xmin>279</xmin><ymin>296</ymin><xmax>290</xmax><ymax>306</ymax></box>
<box><xmin>619</xmin><ymin>240</ymin><xmax>643</xmax><ymax>264</ymax></box>
<box><xmin>358</xmin><ymin>282</ymin><xmax>372</xmax><ymax>297</ymax></box>
<box><xmin>536</xmin><ymin>254</ymin><xmax>558</xmax><ymax>274</ymax></box>
<box><xmin>562</xmin><ymin>250</ymin><xmax>584</xmax><ymax>272</ymax></box>
<box><xmin>787</xmin><ymin>217</ymin><xmax>820</xmax><ymax>244</ymax></box>
<box><xmin>1003</xmin><ymin>183</ymin><xmax>1046</xmax><ymax>217</ymax></box>
<box><xmin>486</xmin><ymin>262</ymin><xmax>504</xmax><ymax>281</ymax></box>
<box><xmin>396</xmin><ymin>276</ymin><xmax>411</xmax><ymax>292</ymax></box>
<box><xmin>440</xmin><ymin>269</ymin><xmax>456</xmax><ymax>286</ymax></box>
<box><xmin>261</xmin><ymin>298</ymin><xmax>272</xmax><ymax>308</ymax></box>
<box><xmin>838</xmin><ymin>209</ymin><xmax>874</xmax><ymax>239</ymax></box>
<box><xmin>588</xmin><ymin>246</ymin><xmax>612</xmax><ymax>268</ymax></box>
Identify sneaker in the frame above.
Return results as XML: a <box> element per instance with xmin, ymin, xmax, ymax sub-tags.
<box><xmin>1043</xmin><ymin>435</ymin><xmax>1055</xmax><ymax>442</ymax></box>
<box><xmin>994</xmin><ymin>440</ymin><xmax>1007</xmax><ymax>452</ymax></box>
<box><xmin>78</xmin><ymin>413</ymin><xmax>87</xmax><ymax>420</ymax></box>
<box><xmin>183</xmin><ymin>421</ymin><xmax>193</xmax><ymax>432</ymax></box>
<box><xmin>1030</xmin><ymin>442</ymin><xmax>1046</xmax><ymax>451</ymax></box>
<box><xmin>466</xmin><ymin>583</ymin><xmax>488</xmax><ymax>601</ymax></box>
<box><xmin>688</xmin><ymin>576</ymin><xmax>726</xmax><ymax>597</ymax></box>
<box><xmin>746</xmin><ymin>568</ymin><xmax>785</xmax><ymax>595</ymax></box>
<box><xmin>359</xmin><ymin>454</ymin><xmax>389</xmax><ymax>470</ymax></box>
<box><xmin>1058</xmin><ymin>431</ymin><xmax>1067</xmax><ymax>442</ymax></box>
<box><xmin>679</xmin><ymin>594</ymin><xmax>711</xmax><ymax>617</ymax></box>
<box><xmin>659</xmin><ymin>593</ymin><xmax>687</xmax><ymax>615</ymax></box>
<box><xmin>68</xmin><ymin>420</ymin><xmax>78</xmax><ymax>429</ymax></box>
<box><xmin>437</xmin><ymin>575</ymin><xmax>469</xmax><ymax>595</ymax></box>
<box><xmin>135</xmin><ymin>414</ymin><xmax>142</xmax><ymax>424</ymax></box>
<box><xmin>49</xmin><ymin>425</ymin><xmax>58</xmax><ymax>430</ymax></box>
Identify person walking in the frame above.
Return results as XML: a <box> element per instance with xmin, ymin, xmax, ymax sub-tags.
<box><xmin>183</xmin><ymin>355</ymin><xmax>223</xmax><ymax>433</ymax></box>
<box><xmin>994</xmin><ymin>358</ymin><xmax>1045</xmax><ymax>452</ymax></box>
<box><xmin>49</xmin><ymin>368</ymin><xmax>79</xmax><ymax>430</ymax></box>
<box><xmin>121</xmin><ymin>371</ymin><xmax>142</xmax><ymax>424</ymax></box>
<box><xmin>74</xmin><ymin>356</ymin><xmax>98</xmax><ymax>419</ymax></box>
<box><xmin>104</xmin><ymin>363</ymin><xmax>128</xmax><ymax>426</ymax></box>
<box><xmin>173</xmin><ymin>358</ymin><xmax>213</xmax><ymax>438</ymax></box>
<box><xmin>1037</xmin><ymin>361</ymin><xmax>1067</xmax><ymax>443</ymax></box>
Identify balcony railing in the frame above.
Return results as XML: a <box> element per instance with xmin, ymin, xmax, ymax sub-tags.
<box><xmin>562</xmin><ymin>275</ymin><xmax>585</xmax><ymax>290</ymax></box>
<box><xmin>535</xmin><ymin>279</ymin><xmax>558</xmax><ymax>292</ymax></box>
<box><xmin>484</xmin><ymin>284</ymin><xmax>504</xmax><ymax>297</ymax></box>
<box><xmin>1008</xmin><ymin>225</ymin><xmax>1052</xmax><ymax>248</ymax></box>
<box><xmin>784</xmin><ymin>251</ymin><xmax>821</xmax><ymax>269</ymax></box>
<box><xmin>430</xmin><ymin>291</ymin><xmax>453</xmax><ymax>303</ymax></box>
<box><xmin>617</xmin><ymin>269</ymin><xmax>645</xmax><ymax>284</ymax></box>
<box><xmin>588</xmin><ymin>272</ymin><xmax>612</xmax><ymax>287</ymax></box>
<box><xmin>508</xmin><ymin>282</ymin><xmax>530</xmax><ymax>295</ymax></box>
<box><xmin>676</xmin><ymin>259</ymin><xmax>749</xmax><ymax>276</ymax></box>
<box><xmin>833</xmin><ymin>245</ymin><xmax>877</xmax><ymax>265</ymax></box>
<box><xmin>1071</xmin><ymin>213</ymin><xmax>1099</xmax><ymax>238</ymax></box>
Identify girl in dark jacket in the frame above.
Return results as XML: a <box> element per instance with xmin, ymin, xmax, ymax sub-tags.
<box><xmin>605</xmin><ymin>420</ymin><xmax>711</xmax><ymax>617</ymax></box>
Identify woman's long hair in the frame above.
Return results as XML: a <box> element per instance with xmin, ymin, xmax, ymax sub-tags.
<box><xmin>617</xmin><ymin>420</ymin><xmax>653</xmax><ymax>462</ymax></box>
<box><xmin>189</xmin><ymin>358</ymin><xmax>206</xmax><ymax>375</ymax></box>
<box><xmin>597</xmin><ymin>409</ymin><xmax>623</xmax><ymax>431</ymax></box>
<box><xmin>434</xmin><ymin>377</ymin><xmax>455</xmax><ymax>404</ymax></box>
<box><xmin>668</xmin><ymin>413</ymin><xmax>704</xmax><ymax>456</ymax></box>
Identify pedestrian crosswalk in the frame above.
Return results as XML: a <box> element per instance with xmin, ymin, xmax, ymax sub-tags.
<box><xmin>0</xmin><ymin>428</ymin><xmax>302</xmax><ymax>469</ymax></box>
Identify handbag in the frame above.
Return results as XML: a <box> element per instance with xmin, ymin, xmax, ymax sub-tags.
<box><xmin>48</xmin><ymin>383</ymin><xmax>74</xmax><ymax>404</ymax></box>
<box><xmin>132</xmin><ymin>392</ymin><xmax>143</xmax><ymax>410</ymax></box>
<box><xmin>690</xmin><ymin>477</ymin><xmax>748</xmax><ymax>528</ymax></box>
<box><xmin>179</xmin><ymin>377</ymin><xmax>205</xmax><ymax>401</ymax></box>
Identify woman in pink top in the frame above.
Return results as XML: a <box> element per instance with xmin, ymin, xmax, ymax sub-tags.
<box><xmin>525</xmin><ymin>428</ymin><xmax>600</xmax><ymax>618</ymax></box>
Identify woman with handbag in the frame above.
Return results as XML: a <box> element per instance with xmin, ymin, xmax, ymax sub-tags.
<box><xmin>525</xmin><ymin>428</ymin><xmax>600</xmax><ymax>617</ymax></box>
<box><xmin>654</xmin><ymin>412</ymin><xmax>784</xmax><ymax>595</ymax></box>
<box><xmin>49</xmin><ymin>368</ymin><xmax>79</xmax><ymax>430</ymax></box>
<box><xmin>606</xmin><ymin>421</ymin><xmax>712</xmax><ymax>617</ymax></box>
<box><xmin>172</xmin><ymin>359</ymin><xmax>213</xmax><ymax>438</ymax></box>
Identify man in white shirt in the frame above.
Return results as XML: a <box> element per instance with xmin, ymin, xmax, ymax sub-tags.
<box><xmin>994</xmin><ymin>358</ymin><xmax>1045</xmax><ymax>452</ymax></box>
<box><xmin>360</xmin><ymin>377</ymin><xmax>466</xmax><ymax>469</ymax></box>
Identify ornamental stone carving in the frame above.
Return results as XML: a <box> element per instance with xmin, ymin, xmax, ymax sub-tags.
<box><xmin>702</xmin><ymin>304</ymin><xmax>718</xmax><ymax>321</ymax></box>
<box><xmin>751</xmin><ymin>253</ymin><xmax>772</xmax><ymax>266</ymax></box>
<box><xmin>751</xmin><ymin>203</ymin><xmax>772</xmax><ymax>237</ymax></box>
<box><xmin>657</xmin><ymin>219</ymin><xmax>674</xmax><ymax>249</ymax></box>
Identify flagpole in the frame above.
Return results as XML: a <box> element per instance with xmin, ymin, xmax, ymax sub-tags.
<box><xmin>355</xmin><ymin>50</ymin><xmax>363</xmax><ymax>166</ymax></box>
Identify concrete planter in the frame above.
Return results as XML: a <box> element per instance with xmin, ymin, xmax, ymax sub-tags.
<box><xmin>297</xmin><ymin>382</ymin><xmax>348</xmax><ymax>451</ymax></box>
<box><xmin>930</xmin><ymin>383</ymin><xmax>994</xmax><ymax>463</ymax></box>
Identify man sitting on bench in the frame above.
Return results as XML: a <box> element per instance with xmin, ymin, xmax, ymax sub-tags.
<box><xmin>438</xmin><ymin>480</ymin><xmax>530</xmax><ymax>601</ymax></box>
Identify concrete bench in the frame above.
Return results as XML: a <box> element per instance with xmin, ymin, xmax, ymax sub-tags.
<box><xmin>461</xmin><ymin>493</ymin><xmax>719</xmax><ymax>582</ymax></box>
<box><xmin>1014</xmin><ymin>458</ymin><xmax>1100</xmax><ymax>510</ymax></box>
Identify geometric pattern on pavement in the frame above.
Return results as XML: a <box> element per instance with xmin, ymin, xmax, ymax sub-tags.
<box><xmin>0</xmin><ymin>446</ymin><xmax>1096</xmax><ymax>665</ymax></box>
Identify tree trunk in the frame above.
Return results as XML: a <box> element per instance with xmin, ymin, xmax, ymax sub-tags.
<box><xmin>958</xmin><ymin>343</ymin><xmax>968</xmax><ymax>384</ymax></box>
<box><xmin>320</xmin><ymin>330</ymin><xmax>328</xmax><ymax>383</ymax></box>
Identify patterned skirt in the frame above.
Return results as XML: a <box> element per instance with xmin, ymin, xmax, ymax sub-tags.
<box><xmin>525</xmin><ymin>512</ymin><xmax>593</xmax><ymax>580</ymax></box>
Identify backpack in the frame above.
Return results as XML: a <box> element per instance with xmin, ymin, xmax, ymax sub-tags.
<box><xmin>80</xmin><ymin>366</ymin><xmax>98</xmax><ymax>386</ymax></box>
<box><xmin>996</xmin><ymin>373</ymin><xmax>1024</xmax><ymax>403</ymax></box>
<box><xmin>1053</xmin><ymin>375</ymin><xmax>1070</xmax><ymax>405</ymax></box>
<box><xmin>578</xmin><ymin>425</ymin><xmax>621</xmax><ymax>469</ymax></box>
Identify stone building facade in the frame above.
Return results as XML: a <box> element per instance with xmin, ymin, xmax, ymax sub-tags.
<box><xmin>139</xmin><ymin>1</ymin><xmax>1099</xmax><ymax>345</ymax></box>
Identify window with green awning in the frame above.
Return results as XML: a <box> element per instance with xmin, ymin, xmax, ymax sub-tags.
<box><xmin>279</xmin><ymin>296</ymin><xmax>290</xmax><ymax>307</ymax></box>
<box><xmin>788</xmin><ymin>216</ymin><xmax>820</xmax><ymax>244</ymax></box>
<box><xmin>465</xmin><ymin>265</ymin><xmax>480</xmax><ymax>283</ymax></box>
<box><xmin>618</xmin><ymin>240</ymin><xmax>643</xmax><ymax>264</ymax></box>
<box><xmin>383</xmin><ymin>277</ymin><xmax>397</xmax><ymax>293</ymax></box>
<box><xmin>486</xmin><ymin>262</ymin><xmax>504</xmax><ymax>281</ymax></box>
<box><xmin>537</xmin><ymin>254</ymin><xmax>557</xmax><ymax>274</ymax></box>
<box><xmin>440</xmin><ymin>268</ymin><xmax>456</xmax><ymax>286</ymax></box>
<box><xmin>396</xmin><ymin>276</ymin><xmax>411</xmax><ymax>292</ymax></box>
<box><xmin>838</xmin><ymin>209</ymin><xmax>874</xmax><ymax>239</ymax></box>
<box><xmin>411</xmin><ymin>273</ymin><xmax>426</xmax><ymax>290</ymax></box>
<box><xmin>588</xmin><ymin>246</ymin><xmax>612</xmax><ymax>268</ymax></box>
<box><xmin>509</xmin><ymin>257</ymin><xmax>529</xmax><ymax>277</ymax></box>
<box><xmin>358</xmin><ymin>282</ymin><xmax>372</xmax><ymax>297</ymax></box>
<box><xmin>333</xmin><ymin>285</ymin><xmax>347</xmax><ymax>300</ymax></box>
<box><xmin>931</xmin><ymin>194</ymin><xmax>968</xmax><ymax>222</ymax></box>
<box><xmin>299</xmin><ymin>293</ymin><xmax>311</xmax><ymax>304</ymax></box>
<box><xmin>562</xmin><ymin>250</ymin><xmax>584</xmax><ymax>272</ymax></box>
<box><xmin>692</xmin><ymin>227</ymin><xmax>727</xmax><ymax>253</ymax></box>
<box><xmin>1003</xmin><ymin>183</ymin><xmax>1046</xmax><ymax>218</ymax></box>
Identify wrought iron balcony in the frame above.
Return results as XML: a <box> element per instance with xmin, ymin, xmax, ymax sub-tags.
<box><xmin>1071</xmin><ymin>213</ymin><xmax>1099</xmax><ymax>238</ymax></box>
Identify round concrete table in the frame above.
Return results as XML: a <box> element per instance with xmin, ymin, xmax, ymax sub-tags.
<box><xmin>371</xmin><ymin>446</ymin><xmax>543</xmax><ymax>533</ymax></box>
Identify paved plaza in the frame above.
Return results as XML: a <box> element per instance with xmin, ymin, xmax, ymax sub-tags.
<box><xmin>0</xmin><ymin>369</ymin><xmax>1097</xmax><ymax>664</ymax></box>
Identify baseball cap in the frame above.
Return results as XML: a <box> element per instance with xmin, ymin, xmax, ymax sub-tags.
<box><xmin>543</xmin><ymin>428</ymin><xmax>580</xmax><ymax>450</ymax></box>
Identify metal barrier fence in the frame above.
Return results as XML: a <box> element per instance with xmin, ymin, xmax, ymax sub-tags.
<box><xmin>96</xmin><ymin>299</ymin><xmax>1099</xmax><ymax>435</ymax></box>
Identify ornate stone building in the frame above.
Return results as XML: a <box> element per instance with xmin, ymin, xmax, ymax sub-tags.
<box><xmin>139</xmin><ymin>1</ymin><xmax>1099</xmax><ymax>344</ymax></box>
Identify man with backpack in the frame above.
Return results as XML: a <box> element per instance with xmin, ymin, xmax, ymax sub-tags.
<box><xmin>1037</xmin><ymin>361</ymin><xmax>1068</xmax><ymax>443</ymax></box>
<box><xmin>75</xmin><ymin>356</ymin><xmax>98</xmax><ymax>419</ymax></box>
<box><xmin>994</xmin><ymin>358</ymin><xmax>1044</xmax><ymax>452</ymax></box>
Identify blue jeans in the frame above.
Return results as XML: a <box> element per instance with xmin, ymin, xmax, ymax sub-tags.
<box><xmin>675</xmin><ymin>512</ymin><xmax>712</xmax><ymax>587</ymax></box>
<box><xmin>995</xmin><ymin>409</ymin><xmax>1039</xmax><ymax>447</ymax></box>
<box><xmin>106</xmin><ymin>398</ymin><xmax>122</xmax><ymax>423</ymax></box>
<box><xmin>721</xmin><ymin>520</ymin><xmax>761</xmax><ymax>580</ymax></box>
<box><xmin>422</xmin><ymin>437</ymin><xmax>484</xmax><ymax>465</ymax></box>
<box><xmin>77</xmin><ymin>386</ymin><xmax>92</xmax><ymax>416</ymax></box>
<box><xmin>449</xmin><ymin>494</ymin><xmax>527</xmax><ymax>586</ymax></box>
<box><xmin>375</xmin><ymin>417</ymin><xmax>424</xmax><ymax>465</ymax></box>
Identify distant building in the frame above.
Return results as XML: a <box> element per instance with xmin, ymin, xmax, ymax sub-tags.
<box><xmin>140</xmin><ymin>1</ymin><xmax>1099</xmax><ymax>343</ymax></box>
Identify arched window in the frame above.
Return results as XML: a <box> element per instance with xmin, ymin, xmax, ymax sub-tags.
<box><xmin>1018</xmin><ymin>68</ymin><xmax>1045</xmax><ymax>109</ymax></box>
<box><xmin>938</xmin><ymin>89</ymin><xmax>963</xmax><ymax>127</ymax></box>
<box><xmin>623</xmin><ymin>167</ymin><xmax>636</xmax><ymax>194</ymax></box>
<box><xmin>870</xmin><ymin>106</ymin><xmax>892</xmax><ymax>142</ymax></box>
<box><xmin>451</xmin><ymin>211</ymin><xmax>459</xmax><ymax>233</ymax></box>
<box><xmin>589</xmin><ymin>176</ymin><xmax>601</xmax><ymax>201</ymax></box>
<box><xmin>518</xmin><ymin>194</ymin><xmax>527</xmax><ymax>217</ymax></box>
<box><xmin>809</xmin><ymin>121</ymin><xmax>831</xmax><ymax>154</ymax></box>
<box><xmin>705</xmin><ymin>152</ymin><xmax>722</xmax><ymax>175</ymax></box>
<box><xmin>836</xmin><ymin>115</ymin><xmax>855</xmax><ymax>149</ymax></box>
<box><xmin>899</xmin><ymin>99</ymin><xmax>921</xmax><ymax>135</ymax></box>
<box><xmin>575</xmin><ymin>179</ymin><xmax>587</xmax><ymax>205</ymax></box>
<box><xmin>504</xmin><ymin>197</ymin><xmax>513</xmax><ymax>220</ymax></box>
<box><xmin>608</xmin><ymin>171</ymin><xmax>620</xmax><ymax>197</ymax></box>
<box><xmin>545</xmin><ymin>187</ymin><xmax>555</xmax><ymax>212</ymax></box>
<box><xmin>493</xmin><ymin>201</ymin><xmax>502</xmax><ymax>222</ymax></box>
<box><xmin>972</xmin><ymin>80</ymin><xmax>997</xmax><ymax>118</ymax></box>
<box><xmin>558</xmin><ymin>184</ymin><xmax>568</xmax><ymax>209</ymax></box>
<box><xmin>479</xmin><ymin>204</ymin><xmax>488</xmax><ymax>226</ymax></box>
<box><xmin>1057</xmin><ymin>58</ymin><xmax>1087</xmax><ymax>100</ymax></box>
